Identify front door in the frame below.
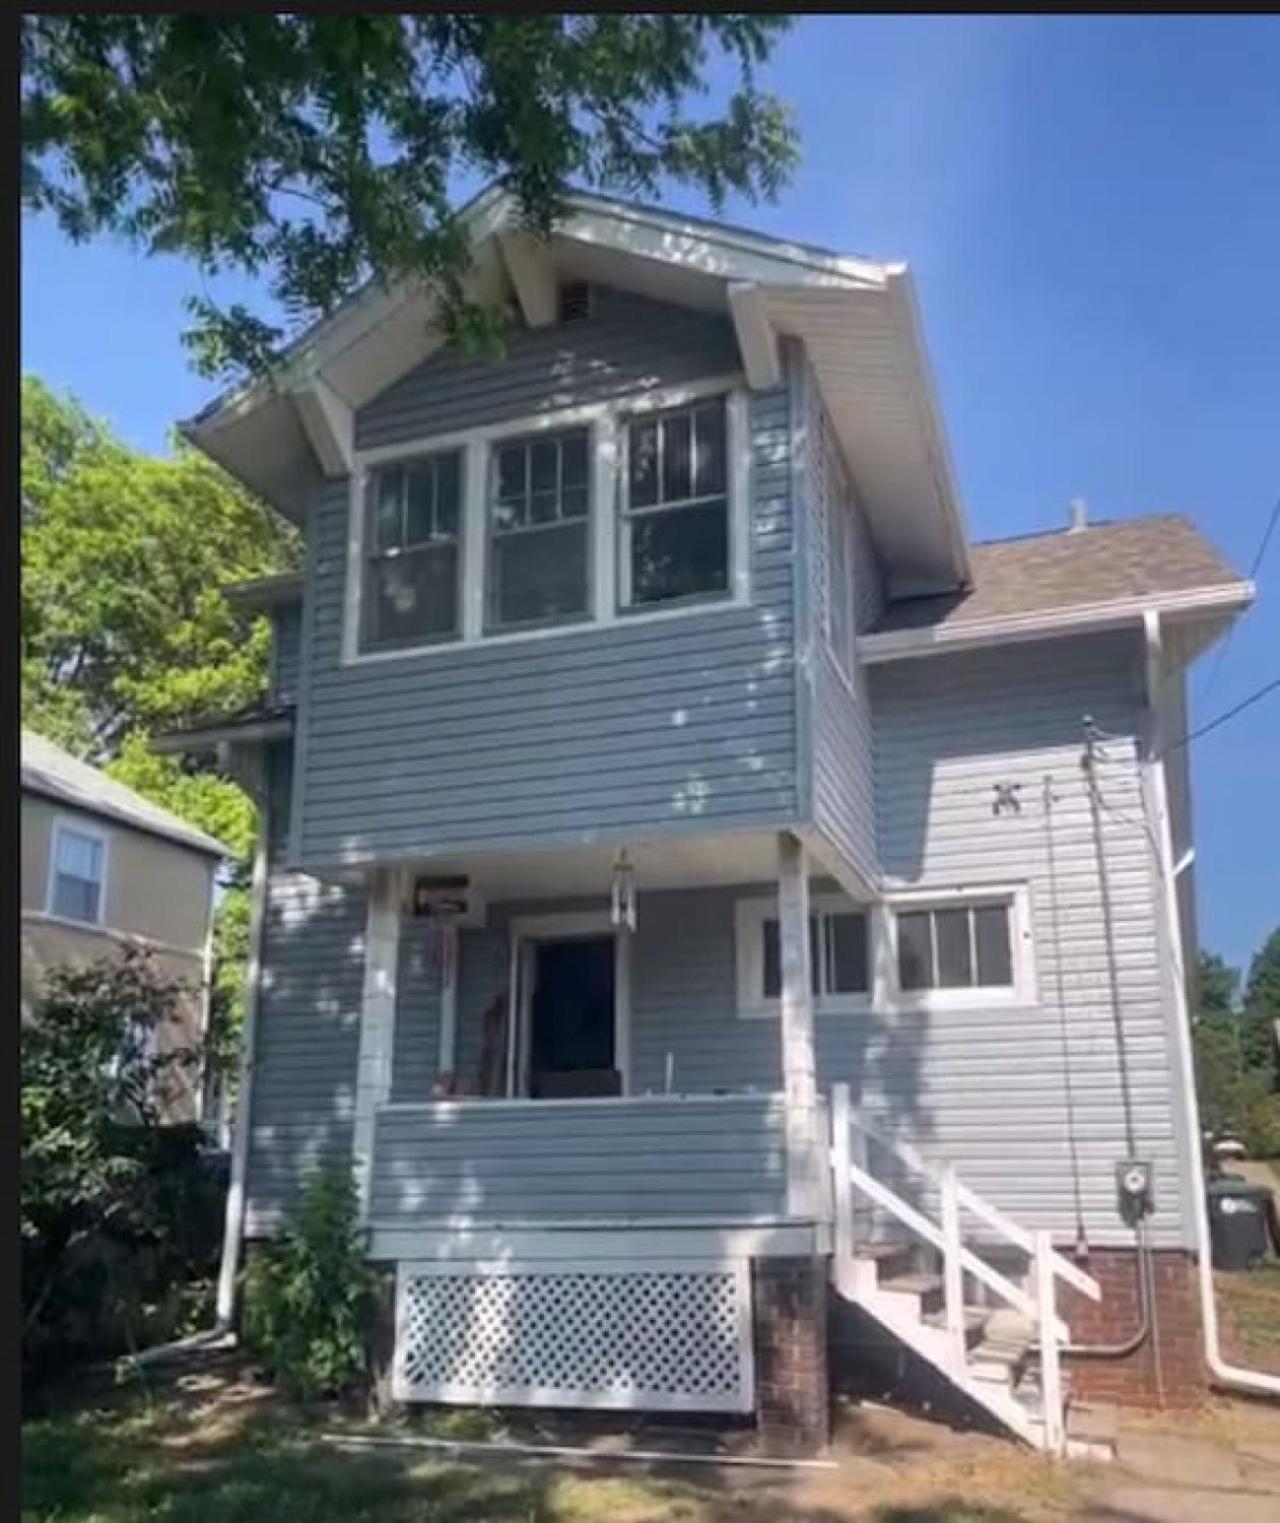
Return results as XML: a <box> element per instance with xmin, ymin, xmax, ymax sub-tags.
<box><xmin>527</xmin><ymin>935</ymin><xmax>618</xmax><ymax>1098</ymax></box>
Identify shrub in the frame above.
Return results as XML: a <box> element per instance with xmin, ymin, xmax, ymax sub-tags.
<box><xmin>242</xmin><ymin>1163</ymin><xmax>376</xmax><ymax>1401</ymax></box>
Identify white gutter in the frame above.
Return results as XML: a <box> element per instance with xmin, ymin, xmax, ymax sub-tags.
<box><xmin>1141</xmin><ymin>607</ymin><xmax>1280</xmax><ymax>1399</ymax></box>
<box><xmin>214</xmin><ymin>750</ymin><xmax>271</xmax><ymax>1329</ymax></box>
<box><xmin>860</xmin><ymin>581</ymin><xmax>1255</xmax><ymax>665</ymax></box>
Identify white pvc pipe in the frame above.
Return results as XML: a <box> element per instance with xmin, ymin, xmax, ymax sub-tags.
<box><xmin>1143</xmin><ymin>609</ymin><xmax>1280</xmax><ymax>1399</ymax></box>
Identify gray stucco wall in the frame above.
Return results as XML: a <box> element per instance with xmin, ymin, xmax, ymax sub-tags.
<box><xmin>292</xmin><ymin>289</ymin><xmax>800</xmax><ymax>869</ymax></box>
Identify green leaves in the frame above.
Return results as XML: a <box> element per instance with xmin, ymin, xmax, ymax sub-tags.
<box><xmin>22</xmin><ymin>14</ymin><xmax>798</xmax><ymax>380</ymax></box>
<box><xmin>1194</xmin><ymin>936</ymin><xmax>1280</xmax><ymax>1157</ymax></box>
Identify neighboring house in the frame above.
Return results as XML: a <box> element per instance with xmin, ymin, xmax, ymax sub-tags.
<box><xmin>21</xmin><ymin>730</ymin><xmax>225</xmax><ymax>1121</ymax></box>
<box><xmin>159</xmin><ymin>186</ymin><xmax>1255</xmax><ymax>1453</ymax></box>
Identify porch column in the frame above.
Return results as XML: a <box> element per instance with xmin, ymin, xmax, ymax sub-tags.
<box><xmin>777</xmin><ymin>831</ymin><xmax>821</xmax><ymax>1218</ymax></box>
<box><xmin>352</xmin><ymin>868</ymin><xmax>402</xmax><ymax>1224</ymax></box>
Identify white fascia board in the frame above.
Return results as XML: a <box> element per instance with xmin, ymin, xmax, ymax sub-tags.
<box><xmin>858</xmin><ymin>580</ymin><xmax>1256</xmax><ymax>664</ymax></box>
<box><xmin>727</xmin><ymin>282</ymin><xmax>781</xmax><ymax>390</ymax></box>
<box><xmin>497</xmin><ymin>229</ymin><xmax>558</xmax><ymax>327</ymax></box>
<box><xmin>882</xmin><ymin>266</ymin><xmax>973</xmax><ymax>587</ymax></box>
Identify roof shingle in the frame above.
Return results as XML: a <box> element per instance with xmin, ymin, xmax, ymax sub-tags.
<box><xmin>872</xmin><ymin>514</ymin><xmax>1245</xmax><ymax>635</ymax></box>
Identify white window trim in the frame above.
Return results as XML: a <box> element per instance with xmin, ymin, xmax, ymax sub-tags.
<box><xmin>881</xmin><ymin>883</ymin><xmax>1037</xmax><ymax>1014</ymax></box>
<box><xmin>46</xmin><ymin>815</ymin><xmax>111</xmax><ymax>927</ymax></box>
<box><xmin>341</xmin><ymin>373</ymin><xmax>749</xmax><ymax>666</ymax></box>
<box><xmin>734</xmin><ymin>892</ymin><xmax>872</xmax><ymax>1019</ymax></box>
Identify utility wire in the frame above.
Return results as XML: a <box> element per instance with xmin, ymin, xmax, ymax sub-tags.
<box><xmin>1203</xmin><ymin>491</ymin><xmax>1280</xmax><ymax>700</ymax></box>
<box><xmin>1161</xmin><ymin>674</ymin><xmax>1280</xmax><ymax>757</ymax></box>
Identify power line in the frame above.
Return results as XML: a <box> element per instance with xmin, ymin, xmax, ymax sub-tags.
<box><xmin>1162</xmin><ymin>673</ymin><xmax>1280</xmax><ymax>757</ymax></box>
<box><xmin>1203</xmin><ymin>491</ymin><xmax>1280</xmax><ymax>700</ymax></box>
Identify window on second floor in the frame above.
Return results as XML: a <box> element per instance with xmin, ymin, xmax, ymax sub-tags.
<box><xmin>487</xmin><ymin>428</ymin><xmax>591</xmax><ymax>631</ymax></box>
<box><xmin>49</xmin><ymin>820</ymin><xmax>108</xmax><ymax>924</ymax></box>
<box><xmin>622</xmin><ymin>397</ymin><xmax>729</xmax><ymax>608</ymax></box>
<box><xmin>350</xmin><ymin>385</ymin><xmax>745</xmax><ymax>660</ymax></box>
<box><xmin>363</xmin><ymin>451</ymin><xmax>462</xmax><ymax>650</ymax></box>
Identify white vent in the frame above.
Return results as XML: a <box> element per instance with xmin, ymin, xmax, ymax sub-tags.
<box><xmin>393</xmin><ymin>1260</ymin><xmax>753</xmax><ymax>1412</ymax></box>
<box><xmin>558</xmin><ymin>281</ymin><xmax>592</xmax><ymax>323</ymax></box>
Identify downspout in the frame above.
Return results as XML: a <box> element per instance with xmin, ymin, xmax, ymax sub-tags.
<box><xmin>213</xmin><ymin>745</ymin><xmax>271</xmax><ymax>1331</ymax></box>
<box><xmin>1142</xmin><ymin>608</ymin><xmax>1280</xmax><ymax>1398</ymax></box>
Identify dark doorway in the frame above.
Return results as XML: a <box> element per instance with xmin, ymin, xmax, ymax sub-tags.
<box><xmin>529</xmin><ymin>936</ymin><xmax>618</xmax><ymax>1098</ymax></box>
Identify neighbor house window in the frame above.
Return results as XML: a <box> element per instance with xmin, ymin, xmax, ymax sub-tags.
<box><xmin>487</xmin><ymin>427</ymin><xmax>590</xmax><ymax>631</ymax></box>
<box><xmin>49</xmin><ymin>821</ymin><xmax>107</xmax><ymax>924</ymax></box>
<box><xmin>362</xmin><ymin>450</ymin><xmax>462</xmax><ymax>649</ymax></box>
<box><xmin>736</xmin><ymin>896</ymin><xmax>869</xmax><ymax>1015</ymax></box>
<box><xmin>895</xmin><ymin>900</ymin><xmax>1015</xmax><ymax>993</ymax></box>
<box><xmin>622</xmin><ymin>396</ymin><xmax>729</xmax><ymax>608</ymax></box>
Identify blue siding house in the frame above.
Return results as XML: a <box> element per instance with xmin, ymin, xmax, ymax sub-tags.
<box><xmin>160</xmin><ymin>186</ymin><xmax>1254</xmax><ymax>1453</ymax></box>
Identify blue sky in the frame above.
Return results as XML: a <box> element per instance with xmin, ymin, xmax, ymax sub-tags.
<box><xmin>22</xmin><ymin>16</ymin><xmax>1279</xmax><ymax>976</ymax></box>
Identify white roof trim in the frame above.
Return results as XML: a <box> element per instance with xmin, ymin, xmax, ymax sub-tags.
<box><xmin>858</xmin><ymin>581</ymin><xmax>1255</xmax><ymax>664</ymax></box>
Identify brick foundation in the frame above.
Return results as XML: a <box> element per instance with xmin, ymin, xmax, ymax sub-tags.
<box><xmin>1058</xmin><ymin>1247</ymin><xmax>1205</xmax><ymax>1409</ymax></box>
<box><xmin>752</xmin><ymin>1256</ymin><xmax>830</xmax><ymax>1453</ymax></box>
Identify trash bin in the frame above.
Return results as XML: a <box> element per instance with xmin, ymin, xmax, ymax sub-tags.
<box><xmin>1206</xmin><ymin>1177</ymin><xmax>1272</xmax><ymax>1270</ymax></box>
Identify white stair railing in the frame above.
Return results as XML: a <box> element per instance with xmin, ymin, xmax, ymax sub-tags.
<box><xmin>828</xmin><ymin>1082</ymin><xmax>1101</xmax><ymax>1454</ymax></box>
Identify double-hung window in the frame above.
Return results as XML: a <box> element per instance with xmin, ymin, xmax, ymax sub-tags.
<box><xmin>49</xmin><ymin>820</ymin><xmax>107</xmax><ymax>924</ymax></box>
<box><xmin>363</xmin><ymin>451</ymin><xmax>463</xmax><ymax>650</ymax></box>
<box><xmin>736</xmin><ymin>895</ymin><xmax>870</xmax><ymax>1016</ymax></box>
<box><xmin>622</xmin><ymin>396</ymin><xmax>730</xmax><ymax>608</ymax></box>
<box><xmin>487</xmin><ymin>428</ymin><xmax>590</xmax><ymax>631</ymax></box>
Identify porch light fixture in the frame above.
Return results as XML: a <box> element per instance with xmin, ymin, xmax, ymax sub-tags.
<box><xmin>610</xmin><ymin>849</ymin><xmax>637</xmax><ymax>932</ymax></box>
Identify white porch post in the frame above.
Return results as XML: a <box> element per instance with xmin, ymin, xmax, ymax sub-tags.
<box><xmin>778</xmin><ymin>831</ymin><xmax>821</xmax><ymax>1218</ymax></box>
<box><xmin>352</xmin><ymin>868</ymin><xmax>403</xmax><ymax>1224</ymax></box>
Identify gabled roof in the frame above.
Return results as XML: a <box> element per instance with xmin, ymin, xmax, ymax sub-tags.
<box><xmin>21</xmin><ymin>730</ymin><xmax>228</xmax><ymax>859</ymax></box>
<box><xmin>861</xmin><ymin>514</ymin><xmax>1253</xmax><ymax>663</ymax></box>
<box><xmin>184</xmin><ymin>182</ymin><xmax>971</xmax><ymax>598</ymax></box>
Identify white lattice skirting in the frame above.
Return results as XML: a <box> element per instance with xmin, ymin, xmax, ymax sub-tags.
<box><xmin>392</xmin><ymin>1259</ymin><xmax>754</xmax><ymax>1413</ymax></box>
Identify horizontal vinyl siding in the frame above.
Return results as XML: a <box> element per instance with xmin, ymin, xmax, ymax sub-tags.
<box><xmin>296</xmin><ymin>296</ymin><xmax>799</xmax><ymax>866</ymax></box>
<box><xmin>245</xmin><ymin>746</ymin><xmax>364</xmax><ymax>1233</ymax></box>
<box><xmin>369</xmin><ymin>1095</ymin><xmax>787</xmax><ymax>1226</ymax></box>
<box><xmin>866</xmin><ymin>631</ymin><xmax>1188</xmax><ymax>1249</ymax></box>
<box><xmin>271</xmin><ymin>603</ymin><xmax>302</xmax><ymax>707</ymax></box>
<box><xmin>801</xmin><ymin>355</ymin><xmax>879</xmax><ymax>883</ymax></box>
<box><xmin>356</xmin><ymin>288</ymin><xmax>741</xmax><ymax>451</ymax></box>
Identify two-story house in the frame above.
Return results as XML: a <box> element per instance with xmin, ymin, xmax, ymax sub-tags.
<box><xmin>21</xmin><ymin>729</ymin><xmax>225</xmax><ymax>1121</ymax></box>
<box><xmin>158</xmin><ymin>186</ymin><xmax>1255</xmax><ymax>1453</ymax></box>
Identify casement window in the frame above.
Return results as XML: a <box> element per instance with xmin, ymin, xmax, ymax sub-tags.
<box><xmin>48</xmin><ymin>819</ymin><xmax>108</xmax><ymax>924</ymax></box>
<box><xmin>735</xmin><ymin>895</ymin><xmax>870</xmax><ymax>1016</ymax></box>
<box><xmin>362</xmin><ymin>451</ymin><xmax>463</xmax><ymax>650</ymax></box>
<box><xmin>621</xmin><ymin>396</ymin><xmax>730</xmax><ymax>609</ymax></box>
<box><xmin>886</xmin><ymin>887</ymin><xmax>1036</xmax><ymax>1010</ymax></box>
<box><xmin>487</xmin><ymin>428</ymin><xmax>591</xmax><ymax>631</ymax></box>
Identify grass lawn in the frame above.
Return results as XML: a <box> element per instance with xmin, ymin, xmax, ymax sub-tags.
<box><xmin>1218</xmin><ymin>1260</ymin><xmax>1280</xmax><ymax>1373</ymax></box>
<box><xmin>21</xmin><ymin>1351</ymin><xmax>1091</xmax><ymax>1523</ymax></box>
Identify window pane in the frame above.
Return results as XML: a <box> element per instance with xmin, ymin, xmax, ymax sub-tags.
<box><xmin>975</xmin><ymin>905</ymin><xmax>1014</xmax><ymax>986</ymax></box>
<box><xmin>630</xmin><ymin>500</ymin><xmax>728</xmax><ymax>606</ymax></box>
<box><xmin>404</xmin><ymin>465</ymin><xmax>434</xmax><ymax>545</ymax></box>
<box><xmin>53</xmin><ymin>872</ymin><xmax>100</xmax><ymax>923</ymax></box>
<box><xmin>56</xmin><ymin>829</ymin><xmax>102</xmax><ymax>882</ymax></box>
<box><xmin>490</xmin><ymin>520</ymin><xmax>588</xmax><ymax>629</ymax></box>
<box><xmin>692</xmin><ymin>401</ymin><xmax>726</xmax><ymax>496</ymax></box>
<box><xmin>661</xmin><ymin>410</ymin><xmax>693</xmax><ymax>502</ymax></box>
<box><xmin>373</xmin><ymin>468</ymin><xmax>403</xmax><ymax>551</ymax></box>
<box><xmin>827</xmin><ymin>912</ymin><xmax>869</xmax><ymax>994</ymax></box>
<box><xmin>560</xmin><ymin>483</ymin><xmax>588</xmax><ymax>519</ymax></box>
<box><xmin>761</xmin><ymin>916</ymin><xmax>821</xmax><ymax>1000</ymax></box>
<box><xmin>935</xmin><ymin>909</ymin><xmax>973</xmax><ymax>988</ymax></box>
<box><xmin>561</xmin><ymin>431</ymin><xmax>588</xmax><ymax>489</ymax></box>
<box><xmin>530</xmin><ymin>438</ymin><xmax>559</xmax><ymax>494</ymax></box>
<box><xmin>497</xmin><ymin>444</ymin><xmax>527</xmax><ymax>504</ymax></box>
<box><xmin>367</xmin><ymin>543</ymin><xmax>458</xmax><ymax>646</ymax></box>
<box><xmin>629</xmin><ymin>419</ymin><xmax>659</xmax><ymax>508</ymax></box>
<box><xmin>898</xmin><ymin>911</ymin><xmax>934</xmax><ymax>991</ymax></box>
<box><xmin>435</xmin><ymin>453</ymin><xmax>461</xmax><ymax>535</ymax></box>
<box><xmin>528</xmin><ymin>489</ymin><xmax>559</xmax><ymax>526</ymax></box>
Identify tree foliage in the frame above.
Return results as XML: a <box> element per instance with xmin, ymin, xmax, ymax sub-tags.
<box><xmin>1194</xmin><ymin>936</ymin><xmax>1280</xmax><ymax>1159</ymax></box>
<box><xmin>21</xmin><ymin>14</ymin><xmax>798</xmax><ymax>378</ymax></box>
<box><xmin>243</xmin><ymin>1165</ymin><xmax>376</xmax><ymax>1401</ymax></box>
